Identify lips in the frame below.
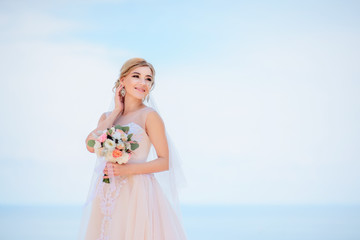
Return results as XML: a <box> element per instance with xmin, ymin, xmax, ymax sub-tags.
<box><xmin>135</xmin><ymin>87</ymin><xmax>145</xmax><ymax>93</ymax></box>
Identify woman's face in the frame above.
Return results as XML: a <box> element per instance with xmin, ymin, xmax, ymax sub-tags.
<box><xmin>121</xmin><ymin>66</ymin><xmax>153</xmax><ymax>100</ymax></box>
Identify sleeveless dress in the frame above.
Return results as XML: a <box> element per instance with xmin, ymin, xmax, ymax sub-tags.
<box><xmin>81</xmin><ymin>106</ymin><xmax>187</xmax><ymax>240</ymax></box>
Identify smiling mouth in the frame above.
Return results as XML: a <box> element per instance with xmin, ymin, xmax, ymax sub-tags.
<box><xmin>135</xmin><ymin>87</ymin><xmax>145</xmax><ymax>93</ymax></box>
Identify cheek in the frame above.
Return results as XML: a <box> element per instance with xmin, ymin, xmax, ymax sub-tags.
<box><xmin>147</xmin><ymin>81</ymin><xmax>154</xmax><ymax>87</ymax></box>
<box><xmin>126</xmin><ymin>79</ymin><xmax>137</xmax><ymax>88</ymax></box>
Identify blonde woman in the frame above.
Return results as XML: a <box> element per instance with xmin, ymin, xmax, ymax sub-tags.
<box><xmin>78</xmin><ymin>58</ymin><xmax>187</xmax><ymax>240</ymax></box>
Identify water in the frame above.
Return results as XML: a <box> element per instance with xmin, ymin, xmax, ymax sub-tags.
<box><xmin>0</xmin><ymin>204</ymin><xmax>359</xmax><ymax>240</ymax></box>
<box><xmin>181</xmin><ymin>204</ymin><xmax>360</xmax><ymax>240</ymax></box>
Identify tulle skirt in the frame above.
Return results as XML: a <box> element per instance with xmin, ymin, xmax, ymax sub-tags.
<box><xmin>82</xmin><ymin>173</ymin><xmax>187</xmax><ymax>240</ymax></box>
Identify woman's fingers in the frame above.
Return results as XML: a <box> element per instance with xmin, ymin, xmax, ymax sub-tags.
<box><xmin>117</xmin><ymin>84</ymin><xmax>123</xmax><ymax>92</ymax></box>
<box><xmin>104</xmin><ymin>163</ymin><xmax>120</xmax><ymax>175</ymax></box>
<box><xmin>103</xmin><ymin>173</ymin><xmax>119</xmax><ymax>178</ymax></box>
<box><xmin>115</xmin><ymin>85</ymin><xmax>122</xmax><ymax>100</ymax></box>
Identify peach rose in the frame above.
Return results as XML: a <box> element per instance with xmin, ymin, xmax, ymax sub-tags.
<box><xmin>112</xmin><ymin>149</ymin><xmax>123</xmax><ymax>158</ymax></box>
<box><xmin>116</xmin><ymin>151</ymin><xmax>130</xmax><ymax>164</ymax></box>
<box><xmin>116</xmin><ymin>141</ymin><xmax>125</xmax><ymax>150</ymax></box>
<box><xmin>116</xmin><ymin>129</ymin><xmax>125</xmax><ymax>134</ymax></box>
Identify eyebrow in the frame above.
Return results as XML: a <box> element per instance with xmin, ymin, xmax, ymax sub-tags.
<box><xmin>132</xmin><ymin>71</ymin><xmax>153</xmax><ymax>78</ymax></box>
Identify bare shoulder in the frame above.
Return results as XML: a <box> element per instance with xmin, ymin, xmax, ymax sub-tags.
<box><xmin>145</xmin><ymin>108</ymin><xmax>165</xmax><ymax>131</ymax></box>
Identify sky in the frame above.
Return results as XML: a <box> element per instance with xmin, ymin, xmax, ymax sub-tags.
<box><xmin>0</xmin><ymin>0</ymin><xmax>359</xmax><ymax>206</ymax></box>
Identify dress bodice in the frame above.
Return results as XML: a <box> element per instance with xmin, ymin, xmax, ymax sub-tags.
<box><xmin>105</xmin><ymin>106</ymin><xmax>156</xmax><ymax>163</ymax></box>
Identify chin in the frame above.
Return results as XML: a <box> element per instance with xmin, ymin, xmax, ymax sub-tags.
<box><xmin>131</xmin><ymin>92</ymin><xmax>147</xmax><ymax>100</ymax></box>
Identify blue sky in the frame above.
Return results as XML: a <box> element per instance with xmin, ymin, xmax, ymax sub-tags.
<box><xmin>0</xmin><ymin>0</ymin><xmax>359</xmax><ymax>205</ymax></box>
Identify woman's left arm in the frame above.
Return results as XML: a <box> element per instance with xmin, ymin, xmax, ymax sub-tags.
<box><xmin>104</xmin><ymin>111</ymin><xmax>169</xmax><ymax>177</ymax></box>
<box><xmin>127</xmin><ymin>111</ymin><xmax>169</xmax><ymax>174</ymax></box>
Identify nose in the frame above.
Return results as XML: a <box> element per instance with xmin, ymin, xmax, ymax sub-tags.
<box><xmin>139</xmin><ymin>78</ymin><xmax>149</xmax><ymax>87</ymax></box>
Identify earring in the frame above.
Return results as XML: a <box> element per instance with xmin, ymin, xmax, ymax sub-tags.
<box><xmin>144</xmin><ymin>94</ymin><xmax>150</xmax><ymax>102</ymax></box>
<box><xmin>120</xmin><ymin>87</ymin><xmax>126</xmax><ymax>97</ymax></box>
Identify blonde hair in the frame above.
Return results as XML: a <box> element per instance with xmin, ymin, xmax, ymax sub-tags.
<box><xmin>112</xmin><ymin>58</ymin><xmax>156</xmax><ymax>102</ymax></box>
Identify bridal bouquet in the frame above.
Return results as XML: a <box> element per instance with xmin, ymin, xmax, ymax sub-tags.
<box><xmin>87</xmin><ymin>125</ymin><xmax>139</xmax><ymax>183</ymax></box>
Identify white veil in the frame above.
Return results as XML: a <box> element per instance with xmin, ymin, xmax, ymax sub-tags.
<box><xmin>77</xmin><ymin>90</ymin><xmax>187</xmax><ymax>239</ymax></box>
<box><xmin>107</xmin><ymin>90</ymin><xmax>188</xmax><ymax>215</ymax></box>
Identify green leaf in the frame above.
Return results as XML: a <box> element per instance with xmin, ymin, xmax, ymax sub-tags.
<box><xmin>127</xmin><ymin>133</ymin><xmax>133</xmax><ymax>141</ymax></box>
<box><xmin>114</xmin><ymin>125</ymin><xmax>129</xmax><ymax>133</ymax></box>
<box><xmin>130</xmin><ymin>142</ymin><xmax>139</xmax><ymax>151</ymax></box>
<box><xmin>87</xmin><ymin>139</ymin><xmax>95</xmax><ymax>147</ymax></box>
<box><xmin>121</xmin><ymin>126</ymin><xmax>130</xmax><ymax>133</ymax></box>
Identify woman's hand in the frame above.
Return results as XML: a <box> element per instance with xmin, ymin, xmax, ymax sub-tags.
<box><xmin>103</xmin><ymin>162</ymin><xmax>131</xmax><ymax>177</ymax></box>
<box><xmin>114</xmin><ymin>84</ymin><xmax>125</xmax><ymax>113</ymax></box>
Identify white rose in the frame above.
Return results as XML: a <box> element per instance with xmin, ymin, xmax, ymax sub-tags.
<box><xmin>113</xmin><ymin>131</ymin><xmax>121</xmax><ymax>140</ymax></box>
<box><xmin>94</xmin><ymin>141</ymin><xmax>101</xmax><ymax>150</ymax></box>
<box><xmin>104</xmin><ymin>139</ymin><xmax>116</xmax><ymax>150</ymax></box>
<box><xmin>114</xmin><ymin>129</ymin><xmax>128</xmax><ymax>142</ymax></box>
<box><xmin>105</xmin><ymin>150</ymin><xmax>117</xmax><ymax>163</ymax></box>
<box><xmin>95</xmin><ymin>147</ymin><xmax>105</xmax><ymax>157</ymax></box>
<box><xmin>116</xmin><ymin>151</ymin><xmax>130</xmax><ymax>164</ymax></box>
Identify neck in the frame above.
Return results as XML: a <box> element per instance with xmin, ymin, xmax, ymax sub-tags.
<box><xmin>122</xmin><ymin>94</ymin><xmax>145</xmax><ymax>115</ymax></box>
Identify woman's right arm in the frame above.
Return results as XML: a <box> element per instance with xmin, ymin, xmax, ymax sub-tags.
<box><xmin>85</xmin><ymin>110</ymin><xmax>121</xmax><ymax>153</ymax></box>
<box><xmin>86</xmin><ymin>84</ymin><xmax>124</xmax><ymax>153</ymax></box>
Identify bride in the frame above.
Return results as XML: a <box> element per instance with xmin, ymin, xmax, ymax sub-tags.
<box><xmin>77</xmin><ymin>58</ymin><xmax>188</xmax><ymax>240</ymax></box>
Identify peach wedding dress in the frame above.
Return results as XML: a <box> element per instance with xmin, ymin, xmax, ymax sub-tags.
<box><xmin>79</xmin><ymin>106</ymin><xmax>187</xmax><ymax>240</ymax></box>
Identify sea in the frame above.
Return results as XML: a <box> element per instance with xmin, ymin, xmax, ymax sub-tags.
<box><xmin>0</xmin><ymin>204</ymin><xmax>359</xmax><ymax>240</ymax></box>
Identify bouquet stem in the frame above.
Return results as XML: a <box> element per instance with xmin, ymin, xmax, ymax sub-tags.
<box><xmin>103</xmin><ymin>174</ymin><xmax>110</xmax><ymax>184</ymax></box>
